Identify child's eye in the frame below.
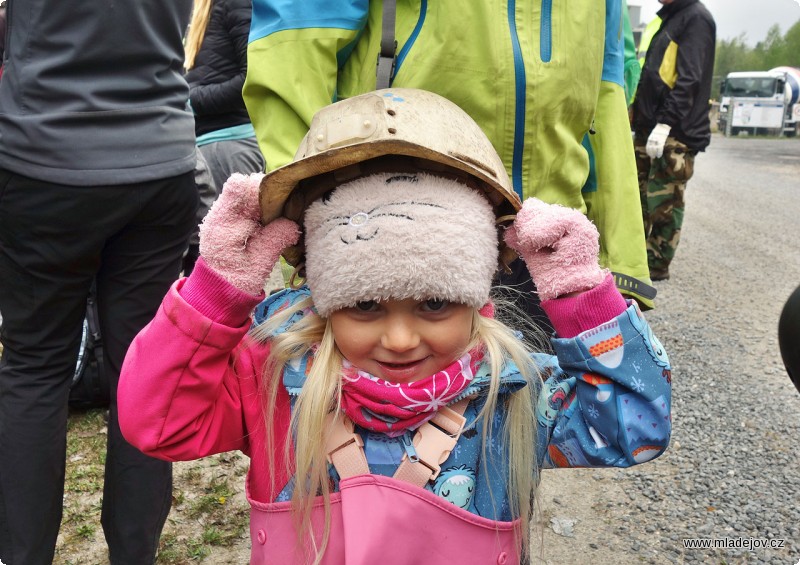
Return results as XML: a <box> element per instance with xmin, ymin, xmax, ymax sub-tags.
<box><xmin>423</xmin><ymin>299</ymin><xmax>447</xmax><ymax>312</ymax></box>
<box><xmin>355</xmin><ymin>300</ymin><xmax>378</xmax><ymax>312</ymax></box>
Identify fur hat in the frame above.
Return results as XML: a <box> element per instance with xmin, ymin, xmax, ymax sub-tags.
<box><xmin>303</xmin><ymin>172</ymin><xmax>499</xmax><ymax>317</ymax></box>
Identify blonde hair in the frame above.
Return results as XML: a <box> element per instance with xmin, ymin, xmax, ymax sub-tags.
<box><xmin>252</xmin><ymin>296</ymin><xmax>543</xmax><ymax>563</ymax></box>
<box><xmin>184</xmin><ymin>0</ymin><xmax>212</xmax><ymax>71</ymax></box>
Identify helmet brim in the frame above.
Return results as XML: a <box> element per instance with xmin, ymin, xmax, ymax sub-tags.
<box><xmin>259</xmin><ymin>139</ymin><xmax>520</xmax><ymax>225</ymax></box>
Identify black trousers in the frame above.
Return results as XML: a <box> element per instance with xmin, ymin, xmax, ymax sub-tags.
<box><xmin>0</xmin><ymin>169</ymin><xmax>198</xmax><ymax>564</ymax></box>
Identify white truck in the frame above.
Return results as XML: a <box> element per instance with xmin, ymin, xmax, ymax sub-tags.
<box><xmin>718</xmin><ymin>67</ymin><xmax>800</xmax><ymax>137</ymax></box>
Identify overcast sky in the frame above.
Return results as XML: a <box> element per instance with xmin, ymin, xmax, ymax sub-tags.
<box><xmin>629</xmin><ymin>0</ymin><xmax>800</xmax><ymax>45</ymax></box>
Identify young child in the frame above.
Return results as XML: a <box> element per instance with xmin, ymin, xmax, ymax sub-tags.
<box><xmin>119</xmin><ymin>89</ymin><xmax>672</xmax><ymax>564</ymax></box>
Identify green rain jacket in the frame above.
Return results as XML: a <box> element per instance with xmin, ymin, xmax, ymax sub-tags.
<box><xmin>244</xmin><ymin>0</ymin><xmax>655</xmax><ymax>308</ymax></box>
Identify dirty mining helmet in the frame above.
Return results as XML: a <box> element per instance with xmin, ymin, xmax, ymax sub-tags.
<box><xmin>258</xmin><ymin>88</ymin><xmax>522</xmax><ymax>268</ymax></box>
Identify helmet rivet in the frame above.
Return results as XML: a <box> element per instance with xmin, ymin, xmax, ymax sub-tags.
<box><xmin>349</xmin><ymin>212</ymin><xmax>369</xmax><ymax>226</ymax></box>
<box><xmin>363</xmin><ymin>120</ymin><xmax>371</xmax><ymax>128</ymax></box>
<box><xmin>316</xmin><ymin>134</ymin><xmax>324</xmax><ymax>142</ymax></box>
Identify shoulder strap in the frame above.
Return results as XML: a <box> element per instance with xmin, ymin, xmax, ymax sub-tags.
<box><xmin>375</xmin><ymin>0</ymin><xmax>397</xmax><ymax>89</ymax></box>
<box><xmin>324</xmin><ymin>411</ymin><xmax>370</xmax><ymax>478</ymax></box>
<box><xmin>324</xmin><ymin>396</ymin><xmax>472</xmax><ymax>487</ymax></box>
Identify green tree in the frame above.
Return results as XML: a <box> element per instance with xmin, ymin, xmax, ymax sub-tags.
<box><xmin>781</xmin><ymin>21</ymin><xmax>800</xmax><ymax>68</ymax></box>
<box><xmin>713</xmin><ymin>34</ymin><xmax>752</xmax><ymax>98</ymax></box>
<box><xmin>752</xmin><ymin>25</ymin><xmax>786</xmax><ymax>70</ymax></box>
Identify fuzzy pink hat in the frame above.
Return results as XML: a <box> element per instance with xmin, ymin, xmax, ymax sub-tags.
<box><xmin>303</xmin><ymin>172</ymin><xmax>499</xmax><ymax>317</ymax></box>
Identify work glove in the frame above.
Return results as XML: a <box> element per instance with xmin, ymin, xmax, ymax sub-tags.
<box><xmin>646</xmin><ymin>123</ymin><xmax>672</xmax><ymax>159</ymax></box>
<box><xmin>504</xmin><ymin>198</ymin><xmax>607</xmax><ymax>301</ymax></box>
<box><xmin>199</xmin><ymin>173</ymin><xmax>300</xmax><ymax>296</ymax></box>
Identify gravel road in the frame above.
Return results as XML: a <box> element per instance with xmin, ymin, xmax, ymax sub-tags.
<box><xmin>536</xmin><ymin>134</ymin><xmax>800</xmax><ymax>565</ymax></box>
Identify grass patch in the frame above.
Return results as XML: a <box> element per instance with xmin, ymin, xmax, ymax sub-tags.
<box><xmin>155</xmin><ymin>460</ymin><xmax>249</xmax><ymax>562</ymax></box>
<box><xmin>188</xmin><ymin>475</ymin><xmax>234</xmax><ymax>517</ymax></box>
<box><xmin>75</xmin><ymin>523</ymin><xmax>96</xmax><ymax>540</ymax></box>
<box><xmin>55</xmin><ymin>409</ymin><xmax>251</xmax><ymax>563</ymax></box>
<box><xmin>59</xmin><ymin>408</ymin><xmax>107</xmax><ymax>558</ymax></box>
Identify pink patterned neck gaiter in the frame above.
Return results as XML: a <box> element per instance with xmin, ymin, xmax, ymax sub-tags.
<box><xmin>339</xmin><ymin>349</ymin><xmax>483</xmax><ymax>437</ymax></box>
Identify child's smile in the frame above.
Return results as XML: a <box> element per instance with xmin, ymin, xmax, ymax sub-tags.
<box><xmin>329</xmin><ymin>298</ymin><xmax>474</xmax><ymax>384</ymax></box>
<box><xmin>374</xmin><ymin>357</ymin><xmax>431</xmax><ymax>382</ymax></box>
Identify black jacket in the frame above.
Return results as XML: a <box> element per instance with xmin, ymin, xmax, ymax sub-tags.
<box><xmin>632</xmin><ymin>0</ymin><xmax>716</xmax><ymax>151</ymax></box>
<box><xmin>0</xmin><ymin>0</ymin><xmax>195</xmax><ymax>185</ymax></box>
<box><xmin>185</xmin><ymin>0</ymin><xmax>252</xmax><ymax>137</ymax></box>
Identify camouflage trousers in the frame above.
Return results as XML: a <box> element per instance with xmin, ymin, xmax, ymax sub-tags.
<box><xmin>634</xmin><ymin>135</ymin><xmax>696</xmax><ymax>272</ymax></box>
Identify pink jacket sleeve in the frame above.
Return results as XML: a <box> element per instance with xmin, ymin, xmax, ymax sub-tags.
<box><xmin>118</xmin><ymin>278</ymin><xmax>278</xmax><ymax>463</ymax></box>
<box><xmin>540</xmin><ymin>274</ymin><xmax>628</xmax><ymax>338</ymax></box>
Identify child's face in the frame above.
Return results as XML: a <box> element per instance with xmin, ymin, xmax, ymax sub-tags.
<box><xmin>329</xmin><ymin>298</ymin><xmax>474</xmax><ymax>384</ymax></box>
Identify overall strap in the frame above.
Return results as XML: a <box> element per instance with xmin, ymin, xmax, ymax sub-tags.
<box><xmin>325</xmin><ymin>411</ymin><xmax>370</xmax><ymax>478</ymax></box>
<box><xmin>324</xmin><ymin>397</ymin><xmax>472</xmax><ymax>487</ymax></box>
<box><xmin>376</xmin><ymin>0</ymin><xmax>397</xmax><ymax>89</ymax></box>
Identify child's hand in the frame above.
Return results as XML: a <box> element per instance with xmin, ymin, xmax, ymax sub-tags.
<box><xmin>504</xmin><ymin>198</ymin><xmax>607</xmax><ymax>301</ymax></box>
<box><xmin>199</xmin><ymin>173</ymin><xmax>300</xmax><ymax>295</ymax></box>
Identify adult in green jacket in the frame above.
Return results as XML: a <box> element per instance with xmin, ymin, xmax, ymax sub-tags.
<box><xmin>244</xmin><ymin>0</ymin><xmax>656</xmax><ymax>309</ymax></box>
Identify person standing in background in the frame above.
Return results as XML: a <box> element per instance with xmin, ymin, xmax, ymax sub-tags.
<box><xmin>183</xmin><ymin>0</ymin><xmax>264</xmax><ymax>273</ymax></box>
<box><xmin>631</xmin><ymin>0</ymin><xmax>716</xmax><ymax>281</ymax></box>
<box><xmin>0</xmin><ymin>0</ymin><xmax>198</xmax><ymax>563</ymax></box>
<box><xmin>184</xmin><ymin>0</ymin><xmax>263</xmax><ymax>190</ymax></box>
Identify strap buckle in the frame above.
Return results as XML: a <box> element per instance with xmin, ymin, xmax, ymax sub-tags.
<box><xmin>401</xmin><ymin>405</ymin><xmax>466</xmax><ymax>481</ymax></box>
<box><xmin>430</xmin><ymin>403</ymin><xmax>467</xmax><ymax>436</ymax></box>
<box><xmin>375</xmin><ymin>47</ymin><xmax>397</xmax><ymax>90</ymax></box>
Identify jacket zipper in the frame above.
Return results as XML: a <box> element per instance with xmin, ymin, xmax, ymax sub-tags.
<box><xmin>540</xmin><ymin>0</ymin><xmax>553</xmax><ymax>63</ymax></box>
<box><xmin>507</xmin><ymin>0</ymin><xmax>526</xmax><ymax>198</ymax></box>
<box><xmin>393</xmin><ymin>0</ymin><xmax>428</xmax><ymax>84</ymax></box>
<box><xmin>450</xmin><ymin>385</ymin><xmax>481</xmax><ymax>406</ymax></box>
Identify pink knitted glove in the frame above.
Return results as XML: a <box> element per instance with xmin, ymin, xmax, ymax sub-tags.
<box><xmin>198</xmin><ymin>173</ymin><xmax>300</xmax><ymax>296</ymax></box>
<box><xmin>504</xmin><ymin>198</ymin><xmax>608</xmax><ymax>301</ymax></box>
